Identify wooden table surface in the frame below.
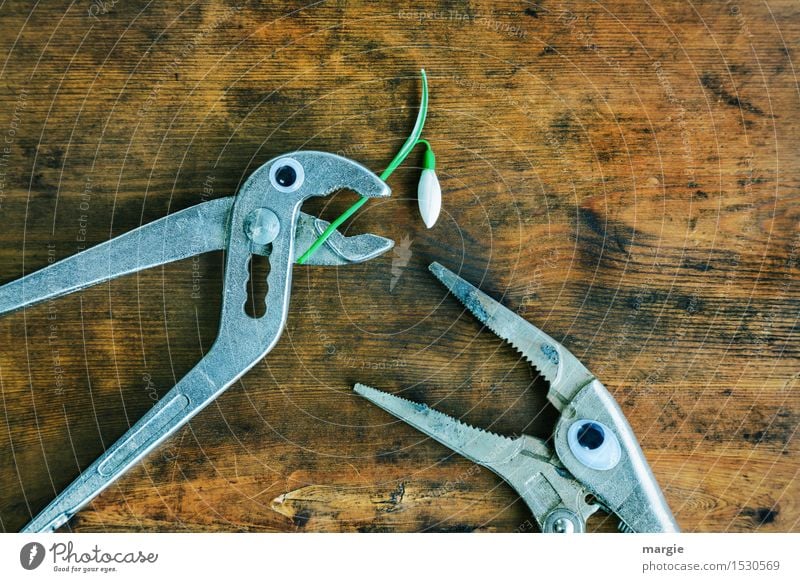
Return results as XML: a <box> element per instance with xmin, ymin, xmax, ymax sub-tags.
<box><xmin>0</xmin><ymin>0</ymin><xmax>797</xmax><ymax>533</ymax></box>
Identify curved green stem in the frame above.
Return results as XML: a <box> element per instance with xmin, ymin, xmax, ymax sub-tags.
<box><xmin>296</xmin><ymin>69</ymin><xmax>429</xmax><ymax>265</ymax></box>
<box><xmin>416</xmin><ymin>139</ymin><xmax>435</xmax><ymax>170</ymax></box>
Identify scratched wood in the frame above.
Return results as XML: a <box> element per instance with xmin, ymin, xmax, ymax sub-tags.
<box><xmin>0</xmin><ymin>0</ymin><xmax>797</xmax><ymax>533</ymax></box>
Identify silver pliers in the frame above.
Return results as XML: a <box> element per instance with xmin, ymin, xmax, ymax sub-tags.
<box><xmin>1</xmin><ymin>151</ymin><xmax>393</xmax><ymax>532</ymax></box>
<box><xmin>355</xmin><ymin>262</ymin><xmax>679</xmax><ymax>533</ymax></box>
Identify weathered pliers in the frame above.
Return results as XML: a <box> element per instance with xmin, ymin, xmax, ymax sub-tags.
<box><xmin>1</xmin><ymin>151</ymin><xmax>393</xmax><ymax>532</ymax></box>
<box><xmin>355</xmin><ymin>262</ymin><xmax>679</xmax><ymax>533</ymax></box>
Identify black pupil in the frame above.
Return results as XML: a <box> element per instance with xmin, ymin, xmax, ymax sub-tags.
<box><xmin>275</xmin><ymin>165</ymin><xmax>296</xmax><ymax>187</ymax></box>
<box><xmin>577</xmin><ymin>422</ymin><xmax>605</xmax><ymax>450</ymax></box>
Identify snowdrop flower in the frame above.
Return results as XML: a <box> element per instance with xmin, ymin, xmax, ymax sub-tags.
<box><xmin>416</xmin><ymin>140</ymin><xmax>440</xmax><ymax>228</ymax></box>
<box><xmin>297</xmin><ymin>68</ymin><xmax>430</xmax><ymax>264</ymax></box>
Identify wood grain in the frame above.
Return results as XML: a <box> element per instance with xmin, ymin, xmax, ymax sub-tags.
<box><xmin>0</xmin><ymin>0</ymin><xmax>797</xmax><ymax>532</ymax></box>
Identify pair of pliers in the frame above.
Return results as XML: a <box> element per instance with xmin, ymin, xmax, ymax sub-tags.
<box><xmin>1</xmin><ymin>151</ymin><xmax>393</xmax><ymax>532</ymax></box>
<box><xmin>355</xmin><ymin>262</ymin><xmax>680</xmax><ymax>533</ymax></box>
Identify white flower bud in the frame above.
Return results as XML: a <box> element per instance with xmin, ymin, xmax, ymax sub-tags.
<box><xmin>417</xmin><ymin>168</ymin><xmax>441</xmax><ymax>228</ymax></box>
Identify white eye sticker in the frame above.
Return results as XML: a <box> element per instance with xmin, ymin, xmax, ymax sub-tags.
<box><xmin>567</xmin><ymin>419</ymin><xmax>621</xmax><ymax>471</ymax></box>
<box><xmin>269</xmin><ymin>157</ymin><xmax>305</xmax><ymax>193</ymax></box>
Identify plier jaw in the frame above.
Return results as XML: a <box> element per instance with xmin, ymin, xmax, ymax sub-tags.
<box><xmin>3</xmin><ymin>151</ymin><xmax>392</xmax><ymax>532</ymax></box>
<box><xmin>213</xmin><ymin>151</ymin><xmax>393</xmax><ymax>365</ymax></box>
<box><xmin>355</xmin><ymin>262</ymin><xmax>680</xmax><ymax>533</ymax></box>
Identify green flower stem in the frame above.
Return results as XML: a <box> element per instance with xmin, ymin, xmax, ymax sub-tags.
<box><xmin>416</xmin><ymin>139</ymin><xmax>435</xmax><ymax>170</ymax></box>
<box><xmin>296</xmin><ymin>69</ymin><xmax>429</xmax><ymax>265</ymax></box>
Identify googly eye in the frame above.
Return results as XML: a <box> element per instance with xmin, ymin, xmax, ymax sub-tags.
<box><xmin>567</xmin><ymin>419</ymin><xmax>621</xmax><ymax>471</ymax></box>
<box><xmin>269</xmin><ymin>157</ymin><xmax>304</xmax><ymax>193</ymax></box>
